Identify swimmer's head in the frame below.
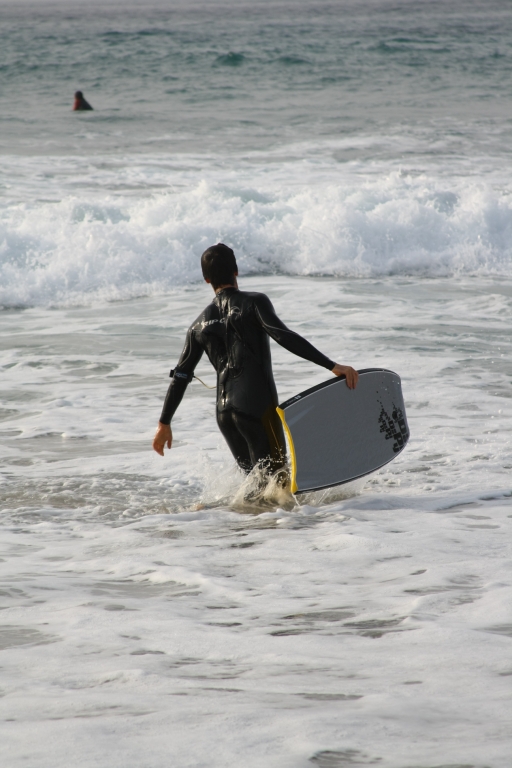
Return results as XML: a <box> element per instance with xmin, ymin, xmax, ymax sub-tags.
<box><xmin>74</xmin><ymin>91</ymin><xmax>83</xmax><ymax>99</ymax></box>
<box><xmin>201</xmin><ymin>243</ymin><xmax>238</xmax><ymax>289</ymax></box>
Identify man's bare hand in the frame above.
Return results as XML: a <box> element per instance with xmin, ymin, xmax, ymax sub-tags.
<box><xmin>332</xmin><ymin>364</ymin><xmax>359</xmax><ymax>389</ymax></box>
<box><xmin>153</xmin><ymin>422</ymin><xmax>172</xmax><ymax>456</ymax></box>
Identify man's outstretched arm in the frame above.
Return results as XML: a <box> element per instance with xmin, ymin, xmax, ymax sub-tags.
<box><xmin>153</xmin><ymin>327</ymin><xmax>204</xmax><ymax>456</ymax></box>
<box><xmin>254</xmin><ymin>294</ymin><xmax>358</xmax><ymax>389</ymax></box>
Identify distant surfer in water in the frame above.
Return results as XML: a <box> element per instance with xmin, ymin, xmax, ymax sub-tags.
<box><xmin>152</xmin><ymin>243</ymin><xmax>358</xmax><ymax>476</ymax></box>
<box><xmin>72</xmin><ymin>91</ymin><xmax>93</xmax><ymax>111</ymax></box>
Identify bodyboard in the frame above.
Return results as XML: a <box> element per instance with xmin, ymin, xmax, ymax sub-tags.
<box><xmin>276</xmin><ymin>368</ymin><xmax>409</xmax><ymax>493</ymax></box>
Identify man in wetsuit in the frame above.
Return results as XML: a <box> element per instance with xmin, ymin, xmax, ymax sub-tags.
<box><xmin>72</xmin><ymin>91</ymin><xmax>93</xmax><ymax>111</ymax></box>
<box><xmin>152</xmin><ymin>243</ymin><xmax>358</xmax><ymax>473</ymax></box>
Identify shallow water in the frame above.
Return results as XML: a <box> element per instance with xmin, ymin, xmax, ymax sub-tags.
<box><xmin>2</xmin><ymin>275</ymin><xmax>512</xmax><ymax>767</ymax></box>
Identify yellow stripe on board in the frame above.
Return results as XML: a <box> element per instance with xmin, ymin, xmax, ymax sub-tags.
<box><xmin>276</xmin><ymin>407</ymin><xmax>298</xmax><ymax>494</ymax></box>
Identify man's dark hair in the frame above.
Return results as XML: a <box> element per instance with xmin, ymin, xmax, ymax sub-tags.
<box><xmin>201</xmin><ymin>243</ymin><xmax>238</xmax><ymax>289</ymax></box>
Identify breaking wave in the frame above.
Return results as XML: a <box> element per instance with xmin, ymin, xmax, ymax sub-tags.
<box><xmin>2</xmin><ymin>169</ymin><xmax>512</xmax><ymax>307</ymax></box>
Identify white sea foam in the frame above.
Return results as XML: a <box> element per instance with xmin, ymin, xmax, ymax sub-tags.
<box><xmin>2</xmin><ymin>258</ymin><xmax>512</xmax><ymax>768</ymax></box>
<box><xmin>2</xmin><ymin>162</ymin><xmax>512</xmax><ymax>307</ymax></box>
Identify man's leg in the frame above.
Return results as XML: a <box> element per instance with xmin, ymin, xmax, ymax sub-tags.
<box><xmin>217</xmin><ymin>407</ymin><xmax>286</xmax><ymax>474</ymax></box>
<box><xmin>216</xmin><ymin>410</ymin><xmax>254</xmax><ymax>473</ymax></box>
<box><xmin>260</xmin><ymin>405</ymin><xmax>287</xmax><ymax>472</ymax></box>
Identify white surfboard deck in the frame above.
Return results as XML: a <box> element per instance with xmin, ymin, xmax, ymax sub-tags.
<box><xmin>276</xmin><ymin>368</ymin><xmax>409</xmax><ymax>494</ymax></box>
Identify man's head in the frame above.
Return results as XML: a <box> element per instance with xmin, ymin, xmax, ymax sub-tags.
<box><xmin>201</xmin><ymin>243</ymin><xmax>238</xmax><ymax>290</ymax></box>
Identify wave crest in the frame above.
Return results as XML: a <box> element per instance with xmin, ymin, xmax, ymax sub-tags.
<box><xmin>1</xmin><ymin>172</ymin><xmax>511</xmax><ymax>307</ymax></box>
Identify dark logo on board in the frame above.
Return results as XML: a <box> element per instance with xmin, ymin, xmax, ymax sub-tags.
<box><xmin>378</xmin><ymin>403</ymin><xmax>409</xmax><ymax>453</ymax></box>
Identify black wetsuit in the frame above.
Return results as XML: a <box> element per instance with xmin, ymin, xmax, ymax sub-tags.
<box><xmin>159</xmin><ymin>288</ymin><xmax>335</xmax><ymax>473</ymax></box>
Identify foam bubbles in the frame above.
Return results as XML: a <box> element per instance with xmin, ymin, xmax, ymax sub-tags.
<box><xmin>2</xmin><ymin>163</ymin><xmax>512</xmax><ymax>307</ymax></box>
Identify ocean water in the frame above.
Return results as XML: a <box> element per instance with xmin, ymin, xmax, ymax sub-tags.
<box><xmin>1</xmin><ymin>1</ymin><xmax>512</xmax><ymax>766</ymax></box>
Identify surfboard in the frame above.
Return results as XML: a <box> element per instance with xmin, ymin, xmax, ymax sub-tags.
<box><xmin>276</xmin><ymin>368</ymin><xmax>409</xmax><ymax>493</ymax></box>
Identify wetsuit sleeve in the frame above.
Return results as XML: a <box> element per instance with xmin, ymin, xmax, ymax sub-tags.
<box><xmin>254</xmin><ymin>294</ymin><xmax>335</xmax><ymax>370</ymax></box>
<box><xmin>159</xmin><ymin>327</ymin><xmax>204</xmax><ymax>425</ymax></box>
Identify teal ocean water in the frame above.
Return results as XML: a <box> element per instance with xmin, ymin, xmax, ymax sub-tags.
<box><xmin>2</xmin><ymin>0</ymin><xmax>512</xmax><ymax>304</ymax></box>
<box><xmin>1</xmin><ymin>3</ymin><xmax>512</xmax><ymax>767</ymax></box>
<box><xmin>2</xmin><ymin>0</ymin><xmax>512</xmax><ymax>156</ymax></box>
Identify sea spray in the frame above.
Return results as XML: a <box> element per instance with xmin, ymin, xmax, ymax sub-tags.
<box><xmin>2</xmin><ymin>170</ymin><xmax>512</xmax><ymax>308</ymax></box>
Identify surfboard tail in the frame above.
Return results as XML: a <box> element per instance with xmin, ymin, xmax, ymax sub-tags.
<box><xmin>276</xmin><ymin>407</ymin><xmax>298</xmax><ymax>494</ymax></box>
